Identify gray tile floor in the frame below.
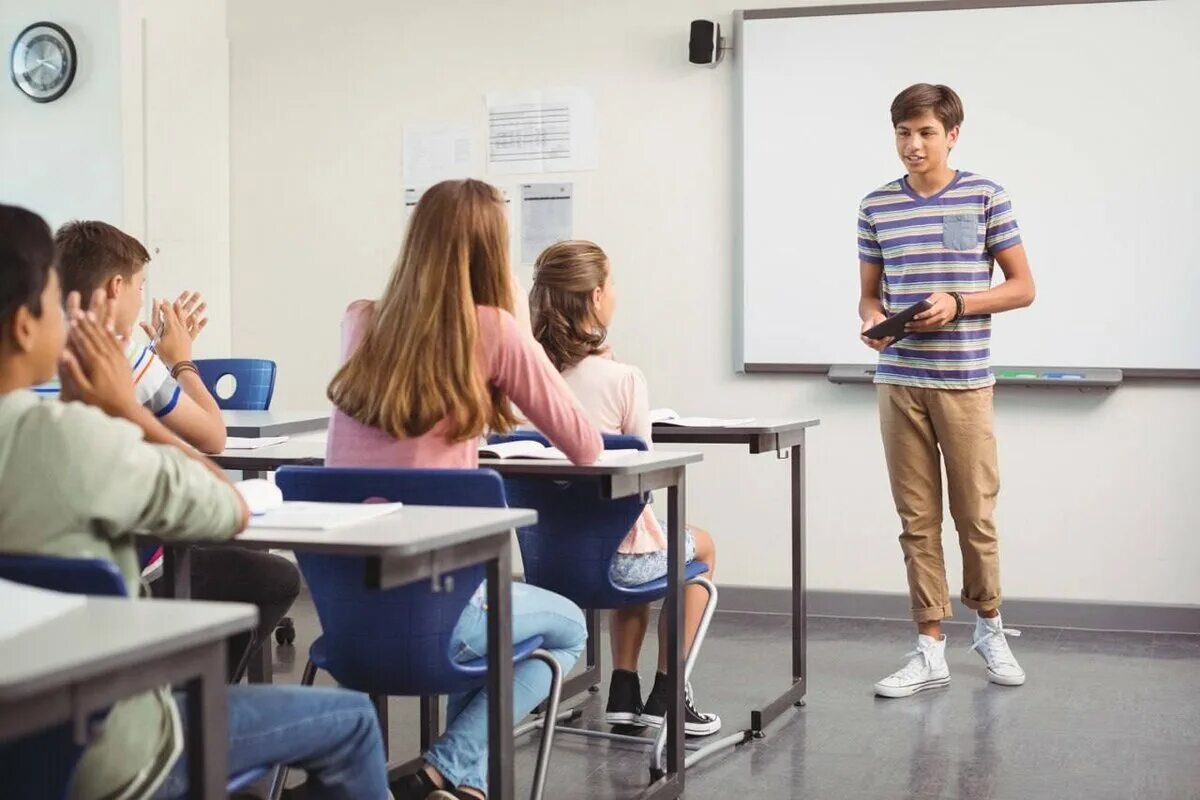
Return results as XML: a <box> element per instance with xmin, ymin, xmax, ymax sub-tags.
<box><xmin>267</xmin><ymin>599</ymin><xmax>1200</xmax><ymax>800</ymax></box>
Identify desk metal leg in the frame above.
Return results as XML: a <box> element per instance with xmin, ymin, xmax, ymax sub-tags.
<box><xmin>185</xmin><ymin>641</ymin><xmax>228</xmax><ymax>800</ymax></box>
<box><xmin>557</xmin><ymin>607</ymin><xmax>602</xmax><ymax>703</ymax></box>
<box><xmin>645</xmin><ymin>472</ymin><xmax>686</xmax><ymax>799</ymax></box>
<box><xmin>486</xmin><ymin>544</ymin><xmax>515</xmax><ymax>800</ymax></box>
<box><xmin>420</xmin><ymin>695</ymin><xmax>440</xmax><ymax>750</ymax></box>
<box><xmin>749</xmin><ymin>435</ymin><xmax>808</xmax><ymax>735</ymax></box>
<box><xmin>247</xmin><ymin>644</ymin><xmax>273</xmax><ymax>684</ymax></box>
<box><xmin>164</xmin><ymin>545</ymin><xmax>192</xmax><ymax>599</ymax></box>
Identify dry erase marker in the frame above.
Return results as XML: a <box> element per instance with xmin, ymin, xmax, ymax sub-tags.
<box><xmin>1043</xmin><ymin>372</ymin><xmax>1084</xmax><ymax>379</ymax></box>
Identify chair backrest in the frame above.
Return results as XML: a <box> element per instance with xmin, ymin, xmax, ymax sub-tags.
<box><xmin>194</xmin><ymin>358</ymin><xmax>277</xmax><ymax>410</ymax></box>
<box><xmin>274</xmin><ymin>466</ymin><xmax>508</xmax><ymax>695</ymax></box>
<box><xmin>0</xmin><ymin>553</ymin><xmax>126</xmax><ymax>597</ymax></box>
<box><xmin>0</xmin><ymin>554</ymin><xmax>126</xmax><ymax>799</ymax></box>
<box><xmin>488</xmin><ymin>432</ymin><xmax>653</xmax><ymax>609</ymax></box>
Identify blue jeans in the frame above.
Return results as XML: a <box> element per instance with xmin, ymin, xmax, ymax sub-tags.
<box><xmin>425</xmin><ymin>582</ymin><xmax>587</xmax><ymax>794</ymax></box>
<box><xmin>155</xmin><ymin>685</ymin><xmax>387</xmax><ymax>800</ymax></box>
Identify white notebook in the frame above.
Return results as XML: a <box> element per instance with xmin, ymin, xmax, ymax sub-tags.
<box><xmin>247</xmin><ymin>501</ymin><xmax>404</xmax><ymax>530</ymax></box>
<box><xmin>225</xmin><ymin>436</ymin><xmax>290</xmax><ymax>450</ymax></box>
<box><xmin>650</xmin><ymin>408</ymin><xmax>755</xmax><ymax>427</ymax></box>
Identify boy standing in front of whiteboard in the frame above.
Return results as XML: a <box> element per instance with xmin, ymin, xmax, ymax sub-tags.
<box><xmin>857</xmin><ymin>84</ymin><xmax>1036</xmax><ymax>697</ymax></box>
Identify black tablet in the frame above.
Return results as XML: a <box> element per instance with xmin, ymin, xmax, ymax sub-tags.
<box><xmin>863</xmin><ymin>299</ymin><xmax>933</xmax><ymax>343</ymax></box>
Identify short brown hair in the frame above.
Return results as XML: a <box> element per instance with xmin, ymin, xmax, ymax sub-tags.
<box><xmin>54</xmin><ymin>220</ymin><xmax>150</xmax><ymax>301</ymax></box>
<box><xmin>890</xmin><ymin>83</ymin><xmax>964</xmax><ymax>132</ymax></box>
<box><xmin>530</xmin><ymin>240</ymin><xmax>611</xmax><ymax>372</ymax></box>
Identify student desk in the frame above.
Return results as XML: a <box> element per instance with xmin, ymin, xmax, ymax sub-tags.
<box><xmin>221</xmin><ymin>410</ymin><xmax>329</xmax><ymax>438</ymax></box>
<box><xmin>478</xmin><ymin>451</ymin><xmax>703</xmax><ymax>800</ymax></box>
<box><xmin>210</xmin><ymin>438</ymin><xmax>326</xmax><ymax>475</ymax></box>
<box><xmin>651</xmin><ymin>418</ymin><xmax>820</xmax><ymax>736</ymax></box>
<box><xmin>0</xmin><ymin>596</ymin><xmax>256</xmax><ymax>800</ymax></box>
<box><xmin>156</xmin><ymin>505</ymin><xmax>535</xmax><ymax>800</ymax></box>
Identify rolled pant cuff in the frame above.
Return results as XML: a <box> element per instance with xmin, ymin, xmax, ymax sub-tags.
<box><xmin>424</xmin><ymin>752</ymin><xmax>482</xmax><ymax>795</ymax></box>
<box><xmin>912</xmin><ymin>602</ymin><xmax>953</xmax><ymax>623</ymax></box>
<box><xmin>960</xmin><ymin>596</ymin><xmax>1001</xmax><ymax>614</ymax></box>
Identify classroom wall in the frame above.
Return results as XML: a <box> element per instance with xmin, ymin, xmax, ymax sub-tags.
<box><xmin>226</xmin><ymin>0</ymin><xmax>1200</xmax><ymax>608</ymax></box>
<box><xmin>0</xmin><ymin>0</ymin><xmax>232</xmax><ymax>357</ymax></box>
<box><xmin>0</xmin><ymin>0</ymin><xmax>124</xmax><ymax>229</ymax></box>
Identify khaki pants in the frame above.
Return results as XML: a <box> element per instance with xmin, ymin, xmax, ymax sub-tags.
<box><xmin>878</xmin><ymin>384</ymin><xmax>1001</xmax><ymax>623</ymax></box>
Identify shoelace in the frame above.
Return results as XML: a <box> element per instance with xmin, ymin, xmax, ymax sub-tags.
<box><xmin>683</xmin><ymin>681</ymin><xmax>716</xmax><ymax>721</ymax></box>
<box><xmin>969</xmin><ymin>625</ymin><xmax>1022</xmax><ymax>666</ymax></box>
<box><xmin>891</xmin><ymin>645</ymin><xmax>938</xmax><ymax>682</ymax></box>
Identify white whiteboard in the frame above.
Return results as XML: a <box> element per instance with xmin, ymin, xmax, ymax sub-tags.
<box><xmin>737</xmin><ymin>0</ymin><xmax>1200</xmax><ymax>372</ymax></box>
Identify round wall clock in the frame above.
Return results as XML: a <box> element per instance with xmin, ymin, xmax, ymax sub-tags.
<box><xmin>10</xmin><ymin>22</ymin><xmax>77</xmax><ymax>103</ymax></box>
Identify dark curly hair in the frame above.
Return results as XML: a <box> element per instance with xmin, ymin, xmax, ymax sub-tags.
<box><xmin>529</xmin><ymin>240</ymin><xmax>610</xmax><ymax>372</ymax></box>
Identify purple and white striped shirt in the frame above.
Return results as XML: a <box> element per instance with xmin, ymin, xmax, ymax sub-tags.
<box><xmin>858</xmin><ymin>170</ymin><xmax>1021</xmax><ymax>389</ymax></box>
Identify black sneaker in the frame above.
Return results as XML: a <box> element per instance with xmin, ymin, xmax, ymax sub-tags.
<box><xmin>639</xmin><ymin>671</ymin><xmax>722</xmax><ymax>736</ymax></box>
<box><xmin>604</xmin><ymin>668</ymin><xmax>646</xmax><ymax>727</ymax></box>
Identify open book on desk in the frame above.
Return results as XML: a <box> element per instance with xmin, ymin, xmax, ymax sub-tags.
<box><xmin>650</xmin><ymin>408</ymin><xmax>755</xmax><ymax>428</ymax></box>
<box><xmin>478</xmin><ymin>440</ymin><xmax>638</xmax><ymax>462</ymax></box>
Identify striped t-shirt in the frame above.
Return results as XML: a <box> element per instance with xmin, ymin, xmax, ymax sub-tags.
<box><xmin>857</xmin><ymin>170</ymin><xmax>1021</xmax><ymax>389</ymax></box>
<box><xmin>35</xmin><ymin>340</ymin><xmax>182</xmax><ymax>417</ymax></box>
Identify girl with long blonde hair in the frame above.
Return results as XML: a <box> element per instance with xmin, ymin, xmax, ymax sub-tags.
<box><xmin>327</xmin><ymin>179</ymin><xmax>602</xmax><ymax>800</ymax></box>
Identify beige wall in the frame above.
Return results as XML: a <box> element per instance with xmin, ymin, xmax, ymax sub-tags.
<box><xmin>226</xmin><ymin>0</ymin><xmax>1200</xmax><ymax>605</ymax></box>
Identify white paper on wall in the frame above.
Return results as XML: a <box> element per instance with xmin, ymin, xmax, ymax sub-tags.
<box><xmin>486</xmin><ymin>88</ymin><xmax>597</xmax><ymax>174</ymax></box>
<box><xmin>520</xmin><ymin>182</ymin><xmax>572</xmax><ymax>265</ymax></box>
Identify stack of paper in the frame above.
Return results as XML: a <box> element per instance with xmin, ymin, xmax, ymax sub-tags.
<box><xmin>248</xmin><ymin>501</ymin><xmax>405</xmax><ymax>531</ymax></box>
<box><xmin>225</xmin><ymin>436</ymin><xmax>290</xmax><ymax>450</ymax></box>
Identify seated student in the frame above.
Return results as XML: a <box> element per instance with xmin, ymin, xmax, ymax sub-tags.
<box><xmin>0</xmin><ymin>203</ymin><xmax>388</xmax><ymax>800</ymax></box>
<box><xmin>52</xmin><ymin>219</ymin><xmax>300</xmax><ymax>679</ymax></box>
<box><xmin>325</xmin><ymin>179</ymin><xmax>603</xmax><ymax>800</ymax></box>
<box><xmin>529</xmin><ymin>240</ymin><xmax>721</xmax><ymax>736</ymax></box>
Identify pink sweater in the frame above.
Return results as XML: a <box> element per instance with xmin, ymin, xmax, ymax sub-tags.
<box><xmin>327</xmin><ymin>300</ymin><xmax>602</xmax><ymax>470</ymax></box>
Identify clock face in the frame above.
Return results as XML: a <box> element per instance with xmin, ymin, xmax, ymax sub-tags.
<box><xmin>10</xmin><ymin>22</ymin><xmax>76</xmax><ymax>103</ymax></box>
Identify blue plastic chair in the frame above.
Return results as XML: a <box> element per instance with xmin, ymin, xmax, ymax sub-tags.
<box><xmin>487</xmin><ymin>433</ymin><xmax>719</xmax><ymax>770</ymax></box>
<box><xmin>273</xmin><ymin>466</ymin><xmax>564</xmax><ymax>800</ymax></box>
<box><xmin>0</xmin><ymin>553</ymin><xmax>275</xmax><ymax>798</ymax></box>
<box><xmin>194</xmin><ymin>358</ymin><xmax>277</xmax><ymax>411</ymax></box>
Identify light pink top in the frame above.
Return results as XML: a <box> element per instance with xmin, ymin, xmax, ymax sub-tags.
<box><xmin>327</xmin><ymin>300</ymin><xmax>602</xmax><ymax>470</ymax></box>
<box><xmin>561</xmin><ymin>353</ymin><xmax>666</xmax><ymax>555</ymax></box>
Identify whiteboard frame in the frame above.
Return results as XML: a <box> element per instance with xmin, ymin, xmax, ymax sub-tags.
<box><xmin>732</xmin><ymin>0</ymin><xmax>1200</xmax><ymax>380</ymax></box>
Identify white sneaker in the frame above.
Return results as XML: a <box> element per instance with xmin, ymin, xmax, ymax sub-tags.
<box><xmin>874</xmin><ymin>634</ymin><xmax>951</xmax><ymax>698</ymax></box>
<box><xmin>970</xmin><ymin>614</ymin><xmax>1025</xmax><ymax>686</ymax></box>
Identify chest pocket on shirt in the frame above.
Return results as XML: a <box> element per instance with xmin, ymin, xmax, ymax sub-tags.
<box><xmin>942</xmin><ymin>213</ymin><xmax>979</xmax><ymax>251</ymax></box>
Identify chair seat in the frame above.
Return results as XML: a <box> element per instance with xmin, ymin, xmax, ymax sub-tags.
<box><xmin>607</xmin><ymin>560</ymin><xmax>711</xmax><ymax>602</ymax></box>
<box><xmin>308</xmin><ymin>633</ymin><xmax>547</xmax><ymax>686</ymax></box>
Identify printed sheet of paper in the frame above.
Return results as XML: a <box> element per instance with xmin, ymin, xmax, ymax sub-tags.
<box><xmin>520</xmin><ymin>183</ymin><xmax>573</xmax><ymax>265</ymax></box>
<box><xmin>403</xmin><ymin>124</ymin><xmax>473</xmax><ymax>185</ymax></box>
<box><xmin>486</xmin><ymin>88</ymin><xmax>597</xmax><ymax>174</ymax></box>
